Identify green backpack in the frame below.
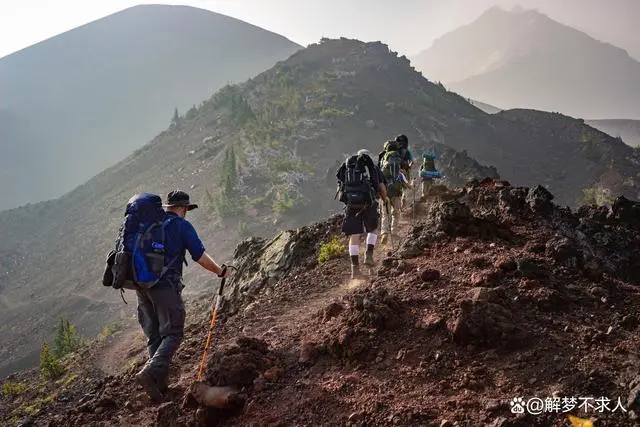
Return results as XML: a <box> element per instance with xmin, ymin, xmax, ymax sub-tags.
<box><xmin>381</xmin><ymin>150</ymin><xmax>404</xmax><ymax>198</ymax></box>
<box><xmin>423</xmin><ymin>157</ymin><xmax>436</xmax><ymax>172</ymax></box>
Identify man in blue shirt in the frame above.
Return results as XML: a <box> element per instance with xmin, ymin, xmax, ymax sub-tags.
<box><xmin>135</xmin><ymin>190</ymin><xmax>232</xmax><ymax>402</ymax></box>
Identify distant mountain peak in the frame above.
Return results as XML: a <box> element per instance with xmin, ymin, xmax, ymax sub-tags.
<box><xmin>411</xmin><ymin>5</ymin><xmax>640</xmax><ymax>119</ymax></box>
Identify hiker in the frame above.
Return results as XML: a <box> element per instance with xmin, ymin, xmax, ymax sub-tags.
<box><xmin>134</xmin><ymin>190</ymin><xmax>232</xmax><ymax>401</ymax></box>
<box><xmin>379</xmin><ymin>140</ymin><xmax>415</xmax><ymax>243</ymax></box>
<box><xmin>395</xmin><ymin>134</ymin><xmax>414</xmax><ymax>209</ymax></box>
<box><xmin>377</xmin><ymin>140</ymin><xmax>392</xmax><ymax>168</ymax></box>
<box><xmin>336</xmin><ymin>149</ymin><xmax>388</xmax><ymax>279</ymax></box>
<box><xmin>420</xmin><ymin>152</ymin><xmax>438</xmax><ymax>200</ymax></box>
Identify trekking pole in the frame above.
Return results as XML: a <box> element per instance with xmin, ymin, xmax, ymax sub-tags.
<box><xmin>197</xmin><ymin>265</ymin><xmax>237</xmax><ymax>381</ymax></box>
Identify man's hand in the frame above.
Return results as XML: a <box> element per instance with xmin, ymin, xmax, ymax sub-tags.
<box><xmin>197</xmin><ymin>252</ymin><xmax>235</xmax><ymax>278</ymax></box>
<box><xmin>217</xmin><ymin>264</ymin><xmax>235</xmax><ymax>279</ymax></box>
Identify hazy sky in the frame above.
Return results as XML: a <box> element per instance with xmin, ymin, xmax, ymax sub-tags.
<box><xmin>1</xmin><ymin>0</ymin><xmax>639</xmax><ymax>60</ymax></box>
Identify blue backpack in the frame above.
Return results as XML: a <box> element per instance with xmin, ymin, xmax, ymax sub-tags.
<box><xmin>103</xmin><ymin>193</ymin><xmax>182</xmax><ymax>290</ymax></box>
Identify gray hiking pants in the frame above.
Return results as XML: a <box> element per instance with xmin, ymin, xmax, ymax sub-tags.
<box><xmin>136</xmin><ymin>276</ymin><xmax>185</xmax><ymax>382</ymax></box>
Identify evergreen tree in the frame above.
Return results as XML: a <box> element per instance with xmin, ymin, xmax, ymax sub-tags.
<box><xmin>40</xmin><ymin>343</ymin><xmax>63</xmax><ymax>380</ymax></box>
<box><xmin>53</xmin><ymin>318</ymin><xmax>83</xmax><ymax>358</ymax></box>
<box><xmin>170</xmin><ymin>107</ymin><xmax>180</xmax><ymax>128</ymax></box>
<box><xmin>186</xmin><ymin>104</ymin><xmax>198</xmax><ymax>120</ymax></box>
<box><xmin>217</xmin><ymin>145</ymin><xmax>241</xmax><ymax>217</ymax></box>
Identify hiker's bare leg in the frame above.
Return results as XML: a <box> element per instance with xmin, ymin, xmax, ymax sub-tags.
<box><xmin>381</xmin><ymin>204</ymin><xmax>390</xmax><ymax>243</ymax></box>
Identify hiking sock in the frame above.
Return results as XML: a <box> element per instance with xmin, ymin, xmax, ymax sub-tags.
<box><xmin>365</xmin><ymin>233</ymin><xmax>377</xmax><ymax>265</ymax></box>
<box><xmin>366</xmin><ymin>233</ymin><xmax>377</xmax><ymax>246</ymax></box>
<box><xmin>349</xmin><ymin>244</ymin><xmax>360</xmax><ymax>259</ymax></box>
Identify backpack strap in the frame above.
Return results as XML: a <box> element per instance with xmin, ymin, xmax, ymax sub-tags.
<box><xmin>359</xmin><ymin>155</ymin><xmax>378</xmax><ymax>202</ymax></box>
<box><xmin>361</xmin><ymin>160</ymin><xmax>372</xmax><ymax>182</ymax></box>
<box><xmin>158</xmin><ymin>216</ymin><xmax>184</xmax><ymax>278</ymax></box>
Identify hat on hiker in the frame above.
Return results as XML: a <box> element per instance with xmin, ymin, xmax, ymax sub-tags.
<box><xmin>357</xmin><ymin>149</ymin><xmax>371</xmax><ymax>158</ymax></box>
<box><xmin>163</xmin><ymin>190</ymin><xmax>198</xmax><ymax>211</ymax></box>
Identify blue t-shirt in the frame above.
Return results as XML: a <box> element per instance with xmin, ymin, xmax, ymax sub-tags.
<box><xmin>405</xmin><ymin>150</ymin><xmax>414</xmax><ymax>162</ymax></box>
<box><xmin>160</xmin><ymin>212</ymin><xmax>206</xmax><ymax>281</ymax></box>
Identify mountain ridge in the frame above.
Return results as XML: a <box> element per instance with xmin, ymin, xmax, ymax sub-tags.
<box><xmin>586</xmin><ymin>119</ymin><xmax>640</xmax><ymax>148</ymax></box>
<box><xmin>463</xmin><ymin>99</ymin><xmax>640</xmax><ymax>149</ymax></box>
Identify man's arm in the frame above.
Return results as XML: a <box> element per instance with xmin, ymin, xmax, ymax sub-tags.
<box><xmin>400</xmin><ymin>172</ymin><xmax>413</xmax><ymax>189</ymax></box>
<box><xmin>196</xmin><ymin>252</ymin><xmax>225</xmax><ymax>276</ymax></box>
<box><xmin>372</xmin><ymin>166</ymin><xmax>388</xmax><ymax>202</ymax></box>
<box><xmin>336</xmin><ymin>164</ymin><xmax>345</xmax><ymax>181</ymax></box>
<box><xmin>181</xmin><ymin>221</ymin><xmax>229</xmax><ymax>278</ymax></box>
<box><xmin>406</xmin><ymin>150</ymin><xmax>414</xmax><ymax>168</ymax></box>
<box><xmin>377</xmin><ymin>183</ymin><xmax>388</xmax><ymax>201</ymax></box>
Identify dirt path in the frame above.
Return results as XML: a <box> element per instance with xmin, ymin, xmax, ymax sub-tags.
<box><xmin>78</xmin><ymin>205</ymin><xmax>420</xmax><ymax>381</ymax></box>
<box><xmin>240</xmin><ymin>204</ymin><xmax>421</xmax><ymax>340</ymax></box>
<box><xmin>241</xmin><ymin>277</ymin><xmax>367</xmax><ymax>338</ymax></box>
<box><xmin>87</xmin><ymin>325</ymin><xmax>147</xmax><ymax>376</ymax></box>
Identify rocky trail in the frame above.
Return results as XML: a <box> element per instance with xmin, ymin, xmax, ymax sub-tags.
<box><xmin>2</xmin><ymin>179</ymin><xmax>640</xmax><ymax>427</ymax></box>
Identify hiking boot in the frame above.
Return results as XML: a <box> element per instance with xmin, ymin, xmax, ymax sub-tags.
<box><xmin>364</xmin><ymin>249</ymin><xmax>375</xmax><ymax>266</ymax></box>
<box><xmin>350</xmin><ymin>264</ymin><xmax>363</xmax><ymax>280</ymax></box>
<box><xmin>157</xmin><ymin>375</ymin><xmax>169</xmax><ymax>394</ymax></box>
<box><xmin>135</xmin><ymin>368</ymin><xmax>163</xmax><ymax>402</ymax></box>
